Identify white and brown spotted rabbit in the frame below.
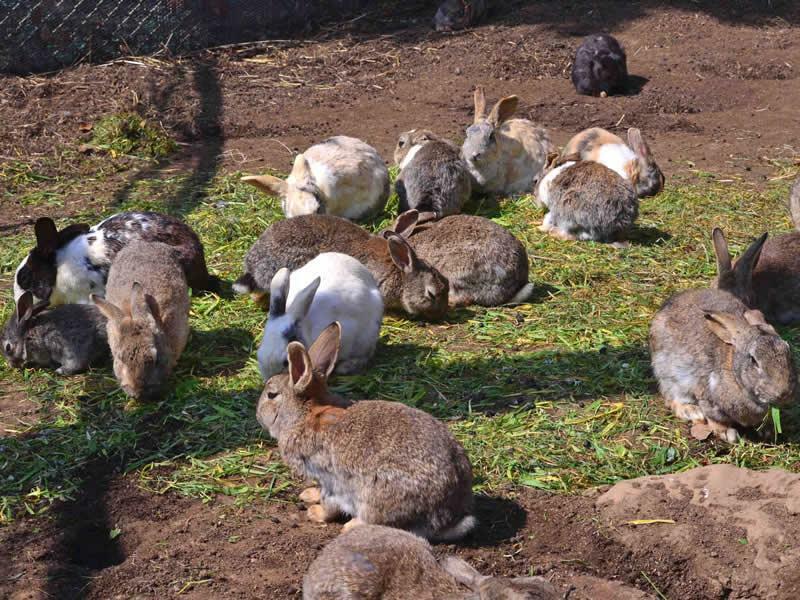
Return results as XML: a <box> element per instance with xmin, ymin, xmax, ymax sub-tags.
<box><xmin>257</xmin><ymin>323</ymin><xmax>475</xmax><ymax>541</ymax></box>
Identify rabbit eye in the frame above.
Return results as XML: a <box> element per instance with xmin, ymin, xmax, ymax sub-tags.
<box><xmin>267</xmin><ymin>391</ymin><xmax>278</xmax><ymax>400</ymax></box>
<box><xmin>3</xmin><ymin>342</ymin><xmax>11</xmax><ymax>354</ymax></box>
<box><xmin>282</xmin><ymin>358</ymin><xmax>289</xmax><ymax>368</ymax></box>
<box><xmin>398</xmin><ymin>140</ymin><xmax>405</xmax><ymax>147</ymax></box>
<box><xmin>750</xmin><ymin>355</ymin><xmax>759</xmax><ymax>368</ymax></box>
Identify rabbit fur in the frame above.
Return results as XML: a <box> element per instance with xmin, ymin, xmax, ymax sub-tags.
<box><xmin>562</xmin><ymin>127</ymin><xmax>664</xmax><ymax>198</ymax></box>
<box><xmin>394</xmin><ymin>129</ymin><xmax>471</xmax><ymax>222</ymax></box>
<box><xmin>2</xmin><ymin>292</ymin><xmax>108</xmax><ymax>375</ymax></box>
<box><xmin>257</xmin><ymin>252</ymin><xmax>383</xmax><ymax>380</ymax></box>
<box><xmin>233</xmin><ymin>214</ymin><xmax>449</xmax><ymax>320</ymax></box>
<box><xmin>461</xmin><ymin>86</ymin><xmax>553</xmax><ymax>196</ymax></box>
<box><xmin>256</xmin><ymin>323</ymin><xmax>475</xmax><ymax>541</ymax></box>
<box><xmin>14</xmin><ymin>212</ymin><xmax>214</xmax><ymax>306</ymax></box>
<box><xmin>242</xmin><ymin>136</ymin><xmax>390</xmax><ymax>221</ymax></box>
<box><xmin>571</xmin><ymin>33</ymin><xmax>628</xmax><ymax>97</ymax></box>
<box><xmin>91</xmin><ymin>241</ymin><xmax>190</xmax><ymax>401</ymax></box>
<box><xmin>303</xmin><ymin>524</ymin><xmax>558</xmax><ymax>600</ymax></box>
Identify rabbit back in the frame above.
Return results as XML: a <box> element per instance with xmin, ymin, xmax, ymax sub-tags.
<box><xmin>433</xmin><ymin>0</ymin><xmax>488</xmax><ymax>32</ymax></box>
<box><xmin>291</xmin><ymin>399</ymin><xmax>474</xmax><ymax>540</ymax></box>
<box><xmin>304</xmin><ymin>136</ymin><xmax>390</xmax><ymax>220</ymax></box>
<box><xmin>397</xmin><ymin>140</ymin><xmax>471</xmax><ymax>219</ymax></box>
<box><xmin>410</xmin><ymin>215</ymin><xmax>530</xmax><ymax>306</ymax></box>
<box><xmin>571</xmin><ymin>33</ymin><xmax>628</xmax><ymax>96</ymax></box>
<box><xmin>750</xmin><ymin>233</ymin><xmax>800</xmax><ymax>324</ymax></box>
<box><xmin>496</xmin><ymin>119</ymin><xmax>554</xmax><ymax>195</ymax></box>
<box><xmin>545</xmin><ymin>161</ymin><xmax>638</xmax><ymax>242</ymax></box>
<box><xmin>303</xmin><ymin>525</ymin><xmax>461</xmax><ymax>600</ymax></box>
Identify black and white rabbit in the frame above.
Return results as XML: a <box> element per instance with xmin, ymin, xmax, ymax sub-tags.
<box><xmin>571</xmin><ymin>34</ymin><xmax>628</xmax><ymax>97</ymax></box>
<box><xmin>14</xmin><ymin>212</ymin><xmax>216</xmax><ymax>305</ymax></box>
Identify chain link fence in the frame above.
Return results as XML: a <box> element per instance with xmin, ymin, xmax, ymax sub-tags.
<box><xmin>0</xmin><ymin>0</ymin><xmax>370</xmax><ymax>74</ymax></box>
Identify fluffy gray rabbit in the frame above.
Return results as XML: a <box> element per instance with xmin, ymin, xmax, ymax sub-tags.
<box><xmin>232</xmin><ymin>214</ymin><xmax>449</xmax><ymax>320</ymax></box>
<box><xmin>303</xmin><ymin>524</ymin><xmax>558</xmax><ymax>600</ymax></box>
<box><xmin>257</xmin><ymin>323</ymin><xmax>475</xmax><ymax>541</ymax></box>
<box><xmin>434</xmin><ymin>0</ymin><xmax>488</xmax><ymax>32</ymax></box>
<box><xmin>388</xmin><ymin>210</ymin><xmax>533</xmax><ymax>306</ymax></box>
<box><xmin>650</xmin><ymin>286</ymin><xmax>796</xmax><ymax>443</ymax></box>
<box><xmin>536</xmin><ymin>157</ymin><xmax>638</xmax><ymax>245</ymax></box>
<box><xmin>91</xmin><ymin>241</ymin><xmax>190</xmax><ymax>400</ymax></box>
<box><xmin>394</xmin><ymin>129</ymin><xmax>471</xmax><ymax>223</ymax></box>
<box><xmin>2</xmin><ymin>291</ymin><xmax>108</xmax><ymax>375</ymax></box>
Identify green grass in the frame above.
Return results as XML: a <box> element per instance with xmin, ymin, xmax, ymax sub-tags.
<box><xmin>2</xmin><ymin>167</ymin><xmax>800</xmax><ymax>524</ymax></box>
<box><xmin>89</xmin><ymin>113</ymin><xmax>177</xmax><ymax>161</ymax></box>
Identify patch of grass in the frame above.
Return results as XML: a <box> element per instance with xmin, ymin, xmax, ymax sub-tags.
<box><xmin>3</xmin><ymin>169</ymin><xmax>800</xmax><ymax>524</ymax></box>
<box><xmin>89</xmin><ymin>113</ymin><xmax>177</xmax><ymax>161</ymax></box>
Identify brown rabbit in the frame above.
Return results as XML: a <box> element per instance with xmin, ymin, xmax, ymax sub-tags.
<box><xmin>712</xmin><ymin>227</ymin><xmax>800</xmax><ymax>325</ymax></box>
<box><xmin>233</xmin><ymin>214</ymin><xmax>449</xmax><ymax>320</ymax></box>
<box><xmin>91</xmin><ymin>241</ymin><xmax>190</xmax><ymax>400</ymax></box>
<box><xmin>387</xmin><ymin>210</ymin><xmax>533</xmax><ymax>306</ymax></box>
<box><xmin>303</xmin><ymin>524</ymin><xmax>558</xmax><ymax>599</ymax></box>
<box><xmin>256</xmin><ymin>323</ymin><xmax>475</xmax><ymax>540</ymax></box>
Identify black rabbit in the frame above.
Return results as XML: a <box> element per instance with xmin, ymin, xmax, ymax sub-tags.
<box><xmin>571</xmin><ymin>34</ymin><xmax>628</xmax><ymax>97</ymax></box>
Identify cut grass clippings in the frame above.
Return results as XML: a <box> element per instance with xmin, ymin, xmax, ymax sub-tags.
<box><xmin>2</xmin><ymin>168</ymin><xmax>800</xmax><ymax>524</ymax></box>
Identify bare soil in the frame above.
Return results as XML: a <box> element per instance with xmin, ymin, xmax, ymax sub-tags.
<box><xmin>2</xmin><ymin>1</ymin><xmax>800</xmax><ymax>233</ymax></box>
<box><xmin>3</xmin><ymin>2</ymin><xmax>800</xmax><ymax>598</ymax></box>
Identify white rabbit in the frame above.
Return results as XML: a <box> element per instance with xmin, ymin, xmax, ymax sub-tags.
<box><xmin>242</xmin><ymin>136</ymin><xmax>390</xmax><ymax>221</ymax></box>
<box><xmin>257</xmin><ymin>252</ymin><xmax>383</xmax><ymax>380</ymax></box>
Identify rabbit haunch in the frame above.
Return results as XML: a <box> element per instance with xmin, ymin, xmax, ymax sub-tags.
<box><xmin>257</xmin><ymin>323</ymin><xmax>475</xmax><ymax>540</ymax></box>
<box><xmin>242</xmin><ymin>135</ymin><xmax>389</xmax><ymax>221</ymax></box>
<box><xmin>14</xmin><ymin>212</ymin><xmax>214</xmax><ymax>306</ymax></box>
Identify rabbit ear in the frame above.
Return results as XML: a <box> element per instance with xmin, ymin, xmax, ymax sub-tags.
<box><xmin>269</xmin><ymin>268</ymin><xmax>291</xmax><ymax>317</ymax></box>
<box><xmin>241</xmin><ymin>174</ymin><xmax>288</xmax><ymax>197</ymax></box>
<box><xmin>292</xmin><ymin>153</ymin><xmax>312</xmax><ymax>180</ymax></box>
<box><xmin>627</xmin><ymin>128</ymin><xmax>651</xmax><ymax>159</ymax></box>
<box><xmin>712</xmin><ymin>228</ymin><xmax>732</xmax><ymax>277</ymax></box>
<box><xmin>488</xmin><ymin>95</ymin><xmax>519</xmax><ymax>126</ymax></box>
<box><xmin>473</xmin><ymin>86</ymin><xmax>487</xmax><ymax>123</ymax></box>
<box><xmin>91</xmin><ymin>294</ymin><xmax>125</xmax><ymax>324</ymax></box>
<box><xmin>744</xmin><ymin>309</ymin><xmax>777</xmax><ymax>334</ymax></box>
<box><xmin>387</xmin><ymin>234</ymin><xmax>417</xmax><ymax>274</ymax></box>
<box><xmin>30</xmin><ymin>299</ymin><xmax>50</xmax><ymax>319</ymax></box>
<box><xmin>308</xmin><ymin>322</ymin><xmax>341</xmax><ymax>378</ymax></box>
<box><xmin>704</xmin><ymin>312</ymin><xmax>746</xmax><ymax>345</ymax></box>
<box><xmin>288</xmin><ymin>276</ymin><xmax>321</xmax><ymax>322</ymax></box>
<box><xmin>34</xmin><ymin>217</ymin><xmax>59</xmax><ymax>255</ymax></box>
<box><xmin>440</xmin><ymin>557</ymin><xmax>486</xmax><ymax>590</ymax></box>
<box><xmin>287</xmin><ymin>341</ymin><xmax>314</xmax><ymax>394</ymax></box>
<box><xmin>15</xmin><ymin>291</ymin><xmax>34</xmax><ymax>324</ymax></box>
<box><xmin>393</xmin><ymin>210</ymin><xmax>420</xmax><ymax>238</ymax></box>
<box><xmin>733</xmin><ymin>232</ymin><xmax>767</xmax><ymax>289</ymax></box>
<box><xmin>130</xmin><ymin>282</ymin><xmax>162</xmax><ymax>331</ymax></box>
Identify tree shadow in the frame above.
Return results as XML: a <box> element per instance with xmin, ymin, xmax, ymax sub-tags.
<box><xmin>180</xmin><ymin>327</ymin><xmax>255</xmax><ymax>377</ymax></box>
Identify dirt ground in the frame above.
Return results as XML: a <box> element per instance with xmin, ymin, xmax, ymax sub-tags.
<box><xmin>3</xmin><ymin>1</ymin><xmax>800</xmax><ymax>598</ymax></box>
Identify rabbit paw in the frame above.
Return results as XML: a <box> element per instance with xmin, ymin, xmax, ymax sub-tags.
<box><xmin>299</xmin><ymin>486</ymin><xmax>321</xmax><ymax>504</ymax></box>
<box><xmin>251</xmin><ymin>291</ymin><xmax>270</xmax><ymax>311</ymax></box>
<box><xmin>670</xmin><ymin>400</ymin><xmax>705</xmax><ymax>423</ymax></box>
<box><xmin>307</xmin><ymin>503</ymin><xmax>339</xmax><ymax>523</ymax></box>
<box><xmin>342</xmin><ymin>518</ymin><xmax>365</xmax><ymax>534</ymax></box>
<box><xmin>549</xmin><ymin>228</ymin><xmax>577</xmax><ymax>241</ymax></box>
<box><xmin>706</xmin><ymin>419</ymin><xmax>740</xmax><ymax>443</ymax></box>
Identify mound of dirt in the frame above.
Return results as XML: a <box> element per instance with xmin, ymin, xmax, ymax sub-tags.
<box><xmin>596</xmin><ymin>464</ymin><xmax>800</xmax><ymax>600</ymax></box>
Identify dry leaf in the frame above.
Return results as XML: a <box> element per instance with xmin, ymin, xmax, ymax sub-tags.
<box><xmin>691</xmin><ymin>422</ymin><xmax>712</xmax><ymax>441</ymax></box>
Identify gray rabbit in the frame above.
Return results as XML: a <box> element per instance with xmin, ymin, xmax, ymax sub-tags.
<box><xmin>2</xmin><ymin>291</ymin><xmax>108</xmax><ymax>375</ymax></box>
<box><xmin>394</xmin><ymin>129</ymin><xmax>471</xmax><ymax>223</ymax></box>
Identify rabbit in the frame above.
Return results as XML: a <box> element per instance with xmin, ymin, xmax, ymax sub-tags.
<box><xmin>571</xmin><ymin>33</ymin><xmax>628</xmax><ymax>97</ymax></box>
<box><xmin>241</xmin><ymin>135</ymin><xmax>390</xmax><ymax>221</ymax></box>
<box><xmin>562</xmin><ymin>127</ymin><xmax>665</xmax><ymax>198</ymax></box>
<box><xmin>90</xmin><ymin>241</ymin><xmax>190</xmax><ymax>401</ymax></box>
<box><xmin>434</xmin><ymin>0</ymin><xmax>488</xmax><ymax>32</ymax></box>
<box><xmin>14</xmin><ymin>212</ymin><xmax>215</xmax><ymax>306</ymax></box>
<box><xmin>257</xmin><ymin>322</ymin><xmax>475</xmax><ymax>541</ymax></box>
<box><xmin>303</xmin><ymin>524</ymin><xmax>558</xmax><ymax>600</ymax></box>
<box><xmin>232</xmin><ymin>214</ymin><xmax>449</xmax><ymax>320</ymax></box>
<box><xmin>461</xmin><ymin>86</ymin><xmax>553</xmax><ymax>196</ymax></box>
<box><xmin>790</xmin><ymin>175</ymin><xmax>800</xmax><ymax>227</ymax></box>
<box><xmin>394</xmin><ymin>129</ymin><xmax>471</xmax><ymax>223</ymax></box>
<box><xmin>712</xmin><ymin>226</ymin><xmax>800</xmax><ymax>325</ymax></box>
<box><xmin>1</xmin><ymin>291</ymin><xmax>108</xmax><ymax>375</ymax></box>
<box><xmin>536</xmin><ymin>157</ymin><xmax>638</xmax><ymax>245</ymax></box>
<box><xmin>387</xmin><ymin>210</ymin><xmax>533</xmax><ymax>306</ymax></box>
<box><xmin>257</xmin><ymin>252</ymin><xmax>383</xmax><ymax>380</ymax></box>
<box><xmin>650</xmin><ymin>285</ymin><xmax>797</xmax><ymax>443</ymax></box>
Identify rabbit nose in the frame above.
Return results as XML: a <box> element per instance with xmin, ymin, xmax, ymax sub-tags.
<box><xmin>471</xmin><ymin>151</ymin><xmax>482</xmax><ymax>161</ymax></box>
